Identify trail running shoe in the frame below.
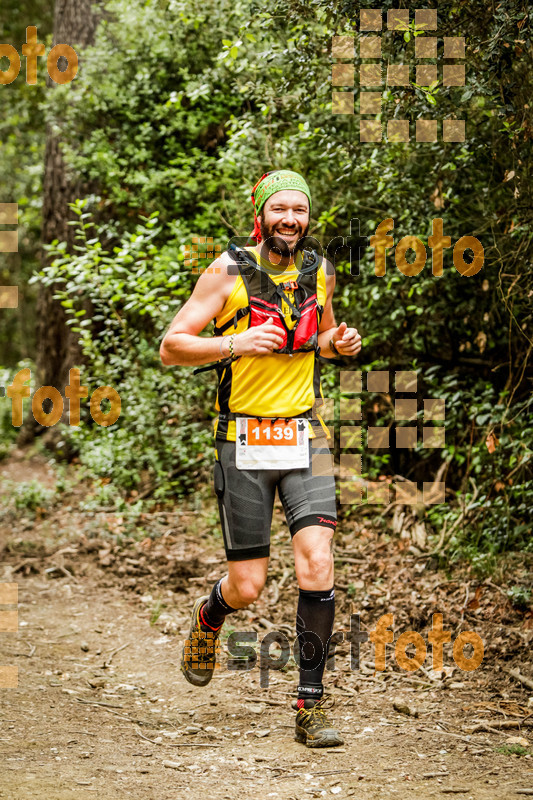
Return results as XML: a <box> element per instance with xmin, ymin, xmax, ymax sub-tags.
<box><xmin>294</xmin><ymin>697</ymin><xmax>344</xmax><ymax>748</ymax></box>
<box><xmin>181</xmin><ymin>595</ymin><xmax>221</xmax><ymax>687</ymax></box>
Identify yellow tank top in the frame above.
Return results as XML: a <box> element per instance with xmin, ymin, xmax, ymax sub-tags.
<box><xmin>213</xmin><ymin>247</ymin><xmax>328</xmax><ymax>441</ymax></box>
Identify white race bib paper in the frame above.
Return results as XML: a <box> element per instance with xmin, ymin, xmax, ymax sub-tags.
<box><xmin>235</xmin><ymin>417</ymin><xmax>309</xmax><ymax>470</ymax></box>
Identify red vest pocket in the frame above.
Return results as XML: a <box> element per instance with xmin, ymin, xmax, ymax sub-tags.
<box><xmin>292</xmin><ymin>295</ymin><xmax>319</xmax><ymax>350</ymax></box>
<box><xmin>249</xmin><ymin>298</ymin><xmax>288</xmax><ymax>349</ymax></box>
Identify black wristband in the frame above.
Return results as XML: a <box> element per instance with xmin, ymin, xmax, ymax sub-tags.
<box><xmin>329</xmin><ymin>337</ymin><xmax>340</xmax><ymax>356</ymax></box>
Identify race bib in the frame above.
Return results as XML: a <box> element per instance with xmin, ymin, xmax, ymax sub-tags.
<box><xmin>235</xmin><ymin>417</ymin><xmax>309</xmax><ymax>470</ymax></box>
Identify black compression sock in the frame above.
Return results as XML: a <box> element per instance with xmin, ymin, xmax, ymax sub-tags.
<box><xmin>199</xmin><ymin>578</ymin><xmax>237</xmax><ymax>632</ymax></box>
<box><xmin>296</xmin><ymin>586</ymin><xmax>335</xmax><ymax>703</ymax></box>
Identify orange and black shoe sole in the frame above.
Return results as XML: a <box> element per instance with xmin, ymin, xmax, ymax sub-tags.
<box><xmin>181</xmin><ymin>595</ymin><xmax>221</xmax><ymax>688</ymax></box>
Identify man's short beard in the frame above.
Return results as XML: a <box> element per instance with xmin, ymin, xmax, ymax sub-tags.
<box><xmin>259</xmin><ymin>221</ymin><xmax>310</xmax><ymax>258</ymax></box>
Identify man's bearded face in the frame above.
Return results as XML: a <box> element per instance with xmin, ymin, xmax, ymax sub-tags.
<box><xmin>258</xmin><ymin>189</ymin><xmax>310</xmax><ymax>257</ymax></box>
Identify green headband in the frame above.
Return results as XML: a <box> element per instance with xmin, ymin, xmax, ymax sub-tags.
<box><xmin>253</xmin><ymin>170</ymin><xmax>312</xmax><ymax>216</ymax></box>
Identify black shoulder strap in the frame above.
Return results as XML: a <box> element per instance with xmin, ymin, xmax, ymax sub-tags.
<box><xmin>213</xmin><ymin>245</ymin><xmax>258</xmax><ymax>336</ymax></box>
<box><xmin>227</xmin><ymin>242</ymin><xmax>260</xmax><ymax>274</ymax></box>
<box><xmin>300</xmin><ymin>248</ymin><xmax>321</xmax><ymax>276</ymax></box>
<box><xmin>231</xmin><ymin>245</ymin><xmax>277</xmax><ymax>298</ymax></box>
<box><xmin>318</xmin><ymin>354</ymin><xmax>346</xmax><ymax>366</ymax></box>
<box><xmin>193</xmin><ymin>356</ymin><xmax>238</xmax><ymax>375</ymax></box>
<box><xmin>214</xmin><ymin>307</ymin><xmax>249</xmax><ymax>335</ymax></box>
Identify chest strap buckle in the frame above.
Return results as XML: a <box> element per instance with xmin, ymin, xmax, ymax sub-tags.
<box><xmin>282</xmin><ymin>280</ymin><xmax>299</xmax><ymax>291</ymax></box>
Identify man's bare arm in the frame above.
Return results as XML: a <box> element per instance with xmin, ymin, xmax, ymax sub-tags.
<box><xmin>160</xmin><ymin>252</ymin><xmax>285</xmax><ymax>366</ymax></box>
<box><xmin>160</xmin><ymin>254</ymin><xmax>235</xmax><ymax>366</ymax></box>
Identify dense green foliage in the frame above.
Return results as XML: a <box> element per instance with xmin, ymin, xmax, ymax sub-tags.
<box><xmin>2</xmin><ymin>0</ymin><xmax>532</xmax><ymax>561</ymax></box>
<box><xmin>33</xmin><ymin>203</ymin><xmax>216</xmax><ymax>497</ymax></box>
<box><xmin>0</xmin><ymin>1</ymin><xmax>53</xmax><ymax>364</ymax></box>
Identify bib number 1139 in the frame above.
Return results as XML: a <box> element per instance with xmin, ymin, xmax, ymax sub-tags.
<box><xmin>235</xmin><ymin>417</ymin><xmax>309</xmax><ymax>470</ymax></box>
<box><xmin>250</xmin><ymin>422</ymin><xmax>295</xmax><ymax>444</ymax></box>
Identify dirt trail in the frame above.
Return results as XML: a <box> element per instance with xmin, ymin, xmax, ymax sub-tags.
<box><xmin>1</xmin><ymin>449</ymin><xmax>532</xmax><ymax>799</ymax></box>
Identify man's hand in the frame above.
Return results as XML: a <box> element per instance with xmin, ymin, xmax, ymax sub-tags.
<box><xmin>331</xmin><ymin>321</ymin><xmax>362</xmax><ymax>357</ymax></box>
<box><xmin>233</xmin><ymin>317</ymin><xmax>285</xmax><ymax>356</ymax></box>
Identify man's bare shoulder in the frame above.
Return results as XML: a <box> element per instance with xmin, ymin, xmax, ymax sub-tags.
<box><xmin>201</xmin><ymin>249</ymin><xmax>240</xmax><ymax>277</ymax></box>
<box><xmin>194</xmin><ymin>250</ymin><xmax>240</xmax><ymax>299</ymax></box>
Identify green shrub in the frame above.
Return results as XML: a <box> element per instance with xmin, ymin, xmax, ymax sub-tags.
<box><xmin>0</xmin><ymin>366</ymin><xmax>18</xmax><ymax>461</ymax></box>
<box><xmin>13</xmin><ymin>480</ymin><xmax>55</xmax><ymax>512</ymax></box>
<box><xmin>32</xmin><ymin>205</ymin><xmax>216</xmax><ymax>499</ymax></box>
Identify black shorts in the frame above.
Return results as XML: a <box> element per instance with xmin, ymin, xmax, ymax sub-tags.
<box><xmin>213</xmin><ymin>431</ymin><xmax>337</xmax><ymax>561</ymax></box>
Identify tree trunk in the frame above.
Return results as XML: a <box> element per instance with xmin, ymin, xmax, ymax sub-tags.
<box><xmin>18</xmin><ymin>0</ymin><xmax>101</xmax><ymax>447</ymax></box>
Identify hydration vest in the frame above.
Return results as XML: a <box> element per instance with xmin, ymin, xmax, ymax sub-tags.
<box><xmin>212</xmin><ymin>244</ymin><xmax>323</xmax><ymax>354</ymax></box>
<box><xmin>193</xmin><ymin>245</ymin><xmax>346</xmax><ymax>438</ymax></box>
<box><xmin>193</xmin><ymin>244</ymin><xmax>344</xmax><ymax>381</ymax></box>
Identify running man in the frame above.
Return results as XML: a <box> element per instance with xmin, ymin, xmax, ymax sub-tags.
<box><xmin>160</xmin><ymin>170</ymin><xmax>361</xmax><ymax>747</ymax></box>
